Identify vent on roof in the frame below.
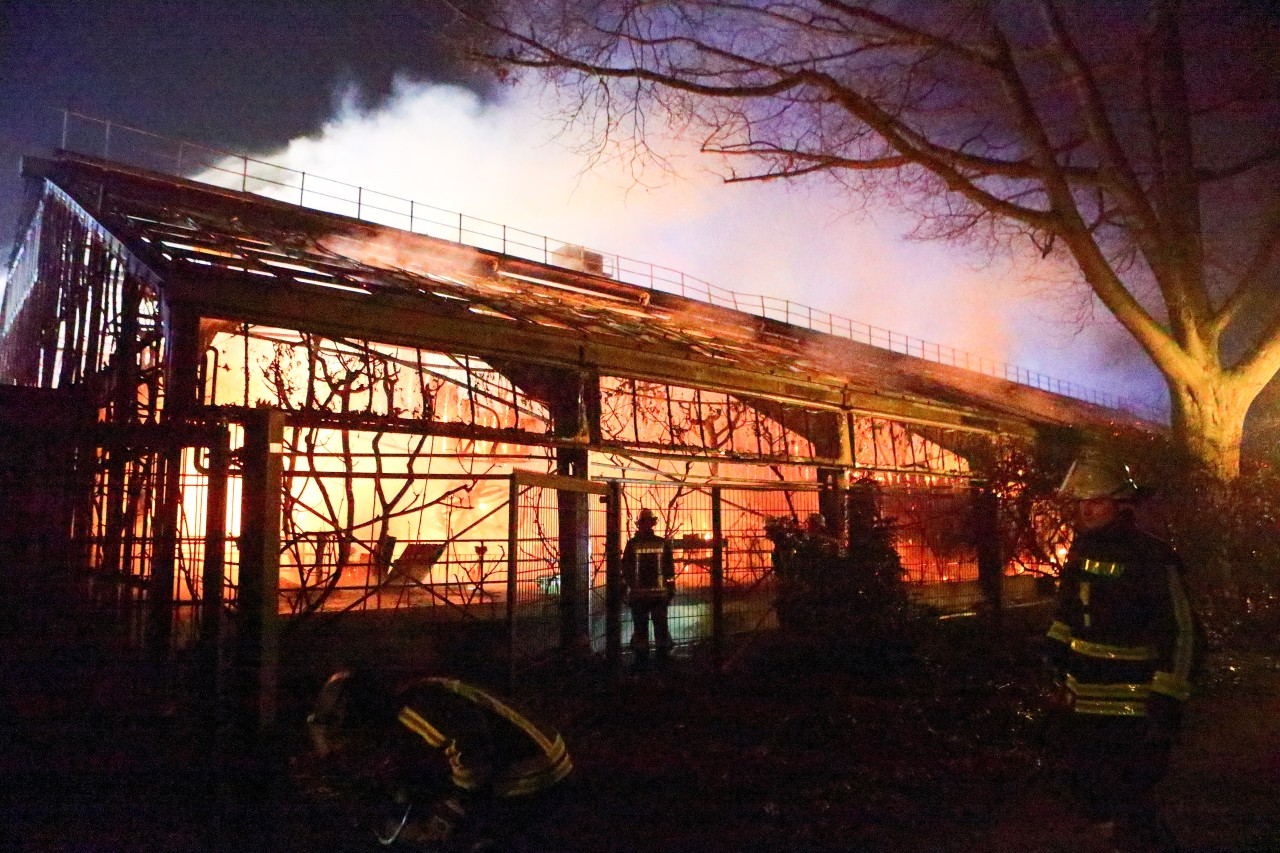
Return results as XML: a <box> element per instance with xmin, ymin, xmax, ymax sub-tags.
<box><xmin>551</xmin><ymin>243</ymin><xmax>608</xmax><ymax>276</ymax></box>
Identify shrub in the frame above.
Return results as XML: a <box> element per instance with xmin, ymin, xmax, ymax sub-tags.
<box><xmin>1147</xmin><ymin>463</ymin><xmax>1280</xmax><ymax>653</ymax></box>
<box><xmin>765</xmin><ymin>479</ymin><xmax>923</xmax><ymax>659</ymax></box>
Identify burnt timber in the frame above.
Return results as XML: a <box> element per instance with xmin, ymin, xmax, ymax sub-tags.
<box><xmin>11</xmin><ymin>152</ymin><xmax>1155</xmax><ymax>443</ymax></box>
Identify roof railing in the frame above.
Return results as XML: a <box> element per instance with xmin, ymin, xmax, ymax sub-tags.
<box><xmin>55</xmin><ymin>110</ymin><xmax>1163</xmax><ymax>421</ymax></box>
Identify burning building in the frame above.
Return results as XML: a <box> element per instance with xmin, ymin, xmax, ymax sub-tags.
<box><xmin>0</xmin><ymin>116</ymin><xmax>1154</xmax><ymax>711</ymax></box>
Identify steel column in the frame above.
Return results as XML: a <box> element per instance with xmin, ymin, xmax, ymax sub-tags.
<box><xmin>236</xmin><ymin>408</ymin><xmax>283</xmax><ymax>730</ymax></box>
<box><xmin>604</xmin><ymin>479</ymin><xmax>623</xmax><ymax>671</ymax></box>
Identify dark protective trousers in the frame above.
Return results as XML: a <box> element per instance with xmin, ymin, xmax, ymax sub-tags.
<box><xmin>1049</xmin><ymin>712</ymin><xmax>1177</xmax><ymax>852</ymax></box>
<box><xmin>629</xmin><ymin>594</ymin><xmax>672</xmax><ymax>661</ymax></box>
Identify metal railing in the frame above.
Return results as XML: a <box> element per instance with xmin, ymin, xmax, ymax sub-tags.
<box><xmin>56</xmin><ymin>111</ymin><xmax>1163</xmax><ymax>421</ymax></box>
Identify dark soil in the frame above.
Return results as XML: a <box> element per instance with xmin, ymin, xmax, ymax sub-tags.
<box><xmin>5</xmin><ymin>620</ymin><xmax>1279</xmax><ymax>853</ymax></box>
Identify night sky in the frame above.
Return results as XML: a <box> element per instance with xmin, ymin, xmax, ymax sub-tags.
<box><xmin>0</xmin><ymin>0</ymin><xmax>493</xmax><ymax>256</ymax></box>
<box><xmin>0</xmin><ymin>1</ymin><xmax>1172</xmax><ymax>409</ymax></box>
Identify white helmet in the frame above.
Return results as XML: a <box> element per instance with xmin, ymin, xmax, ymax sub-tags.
<box><xmin>1058</xmin><ymin>452</ymin><xmax>1139</xmax><ymax>500</ymax></box>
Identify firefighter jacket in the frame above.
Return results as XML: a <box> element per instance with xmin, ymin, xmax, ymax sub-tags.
<box><xmin>394</xmin><ymin>678</ymin><xmax>572</xmax><ymax>798</ymax></box>
<box><xmin>1046</xmin><ymin>513</ymin><xmax>1197</xmax><ymax>717</ymax></box>
<box><xmin>621</xmin><ymin>530</ymin><xmax>675</xmax><ymax>605</ymax></box>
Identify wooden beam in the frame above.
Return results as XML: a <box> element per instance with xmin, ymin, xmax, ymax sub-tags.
<box><xmin>165</xmin><ymin>270</ymin><xmax>1034</xmax><ymax>435</ymax></box>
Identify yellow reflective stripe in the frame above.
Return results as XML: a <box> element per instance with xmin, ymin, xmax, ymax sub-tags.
<box><xmin>398</xmin><ymin>706</ymin><xmax>447</xmax><ymax>748</ymax></box>
<box><xmin>1166</xmin><ymin>565</ymin><xmax>1196</xmax><ymax>694</ymax></box>
<box><xmin>1073</xmin><ymin>699</ymin><xmax>1147</xmax><ymax>716</ymax></box>
<box><xmin>418</xmin><ymin>679</ymin><xmax>572</xmax><ymax>795</ymax></box>
<box><xmin>1151</xmin><ymin>670</ymin><xmax>1192</xmax><ymax>702</ymax></box>
<box><xmin>1081</xmin><ymin>558</ymin><xmax>1125</xmax><ymax>577</ymax></box>
<box><xmin>443</xmin><ymin>680</ymin><xmax>559</xmax><ymax>756</ymax></box>
<box><xmin>1069</xmin><ymin>637</ymin><xmax>1157</xmax><ymax>660</ymax></box>
<box><xmin>1066</xmin><ymin>675</ymin><xmax>1151</xmax><ymax>700</ymax></box>
<box><xmin>1047</xmin><ymin>620</ymin><xmax>1073</xmax><ymax>643</ymax></box>
<box><xmin>497</xmin><ymin>735</ymin><xmax>574</xmax><ymax>796</ymax></box>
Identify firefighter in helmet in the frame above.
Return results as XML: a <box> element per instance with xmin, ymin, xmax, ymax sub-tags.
<box><xmin>621</xmin><ymin>508</ymin><xmax>676</xmax><ymax>668</ymax></box>
<box><xmin>800</xmin><ymin>512</ymin><xmax>840</xmax><ymax>561</ymax></box>
<box><xmin>304</xmin><ymin>669</ymin><xmax>573</xmax><ymax>849</ymax></box>
<box><xmin>1044</xmin><ymin>451</ymin><xmax>1198</xmax><ymax>853</ymax></box>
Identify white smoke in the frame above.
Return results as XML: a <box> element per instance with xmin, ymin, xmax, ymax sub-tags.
<box><xmin>247</xmin><ymin>78</ymin><xmax>1166</xmax><ymax>414</ymax></box>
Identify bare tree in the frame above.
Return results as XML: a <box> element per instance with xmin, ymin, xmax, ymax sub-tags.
<box><xmin>443</xmin><ymin>0</ymin><xmax>1280</xmax><ymax>478</ymax></box>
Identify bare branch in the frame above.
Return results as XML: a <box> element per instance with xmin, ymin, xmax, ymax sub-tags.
<box><xmin>812</xmin><ymin>0</ymin><xmax>1000</xmax><ymax>65</ymax></box>
<box><xmin>1036</xmin><ymin>0</ymin><xmax>1164</xmax><ymax>245</ymax></box>
<box><xmin>1211</xmin><ymin>205</ymin><xmax>1280</xmax><ymax>334</ymax></box>
<box><xmin>444</xmin><ymin>0</ymin><xmax>1280</xmax><ymax>474</ymax></box>
<box><xmin>1197</xmin><ymin>144</ymin><xmax>1280</xmax><ymax>182</ymax></box>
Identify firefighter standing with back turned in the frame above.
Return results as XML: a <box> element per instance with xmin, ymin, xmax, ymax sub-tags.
<box><xmin>621</xmin><ymin>508</ymin><xmax>676</xmax><ymax>669</ymax></box>
<box><xmin>1044</xmin><ymin>452</ymin><xmax>1199</xmax><ymax>853</ymax></box>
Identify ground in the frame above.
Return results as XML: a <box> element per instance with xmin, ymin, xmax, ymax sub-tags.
<box><xmin>4</xmin><ymin>620</ymin><xmax>1279</xmax><ymax>853</ymax></box>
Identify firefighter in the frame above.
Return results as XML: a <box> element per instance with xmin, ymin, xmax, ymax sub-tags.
<box><xmin>800</xmin><ymin>512</ymin><xmax>841</xmax><ymax>561</ymax></box>
<box><xmin>305</xmin><ymin>669</ymin><xmax>573</xmax><ymax>849</ymax></box>
<box><xmin>621</xmin><ymin>508</ymin><xmax>676</xmax><ymax>668</ymax></box>
<box><xmin>1044</xmin><ymin>452</ymin><xmax>1198</xmax><ymax>853</ymax></box>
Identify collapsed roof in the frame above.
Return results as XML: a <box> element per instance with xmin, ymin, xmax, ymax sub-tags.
<box><xmin>18</xmin><ymin>152</ymin><xmax>1157</xmax><ymax>441</ymax></box>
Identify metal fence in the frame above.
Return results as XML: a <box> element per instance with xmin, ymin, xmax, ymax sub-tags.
<box><xmin>2</xmin><ymin>410</ymin><xmax>1036</xmax><ymax>716</ymax></box>
<box><xmin>586</xmin><ymin>478</ymin><xmax>993</xmax><ymax>660</ymax></box>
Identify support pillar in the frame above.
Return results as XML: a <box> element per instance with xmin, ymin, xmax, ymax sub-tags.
<box><xmin>199</xmin><ymin>425</ymin><xmax>231</xmax><ymax>721</ymax></box>
<box><xmin>711</xmin><ymin>486</ymin><xmax>724</xmax><ymax>669</ymax></box>
<box><xmin>973</xmin><ymin>485</ymin><xmax>1003</xmax><ymax>628</ymax></box>
<box><xmin>547</xmin><ymin>369</ymin><xmax>599</xmax><ymax>651</ymax></box>
<box><xmin>815</xmin><ymin>411</ymin><xmax>852</xmax><ymax>542</ymax></box>
<box><xmin>146</xmin><ymin>308</ymin><xmax>202</xmax><ymax>665</ymax></box>
<box><xmin>236</xmin><ymin>408</ymin><xmax>283</xmax><ymax>731</ymax></box>
<box><xmin>556</xmin><ymin>446</ymin><xmax>591</xmax><ymax>648</ymax></box>
<box><xmin>604</xmin><ymin>479</ymin><xmax>623</xmax><ymax>672</ymax></box>
<box><xmin>494</xmin><ymin>361</ymin><xmax>600</xmax><ymax>654</ymax></box>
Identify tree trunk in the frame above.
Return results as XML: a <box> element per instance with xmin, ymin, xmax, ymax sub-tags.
<box><xmin>1167</xmin><ymin>373</ymin><xmax>1258</xmax><ymax>480</ymax></box>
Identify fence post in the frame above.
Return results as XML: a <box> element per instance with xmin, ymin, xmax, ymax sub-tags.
<box><xmin>144</xmin><ymin>439</ymin><xmax>182</xmax><ymax>670</ymax></box>
<box><xmin>236</xmin><ymin>407</ymin><xmax>283</xmax><ymax>732</ymax></box>
<box><xmin>199</xmin><ymin>425</ymin><xmax>230</xmax><ymax>723</ymax></box>
<box><xmin>506</xmin><ymin>474</ymin><xmax>519</xmax><ymax>690</ymax></box>
<box><xmin>556</xmin><ymin>447</ymin><xmax>592</xmax><ymax>651</ymax></box>
<box><xmin>711</xmin><ymin>486</ymin><xmax>724</xmax><ymax>669</ymax></box>
<box><xmin>605</xmin><ymin>480</ymin><xmax>623</xmax><ymax>672</ymax></box>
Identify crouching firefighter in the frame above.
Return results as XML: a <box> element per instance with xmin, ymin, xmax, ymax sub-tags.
<box><xmin>1044</xmin><ymin>452</ymin><xmax>1199</xmax><ymax>853</ymax></box>
<box><xmin>305</xmin><ymin>669</ymin><xmax>573</xmax><ymax>849</ymax></box>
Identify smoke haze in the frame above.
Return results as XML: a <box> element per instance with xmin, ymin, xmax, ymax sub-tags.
<box><xmin>230</xmin><ymin>79</ymin><xmax>1169</xmax><ymax>415</ymax></box>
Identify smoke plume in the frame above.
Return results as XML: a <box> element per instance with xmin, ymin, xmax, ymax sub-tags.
<box><xmin>244</xmin><ymin>78</ymin><xmax>1166</xmax><ymax>414</ymax></box>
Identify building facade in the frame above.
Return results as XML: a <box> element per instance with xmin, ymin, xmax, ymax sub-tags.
<box><xmin>0</xmin><ymin>123</ymin><xmax>1156</xmax><ymax>704</ymax></box>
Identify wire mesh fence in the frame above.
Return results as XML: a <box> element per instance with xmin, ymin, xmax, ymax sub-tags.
<box><xmin>14</xmin><ymin>409</ymin><xmax>1034</xmax><ymax>696</ymax></box>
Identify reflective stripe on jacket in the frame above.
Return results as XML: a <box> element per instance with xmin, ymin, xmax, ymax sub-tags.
<box><xmin>396</xmin><ymin>678</ymin><xmax>572</xmax><ymax>797</ymax></box>
<box><xmin>1046</xmin><ymin>513</ymin><xmax>1197</xmax><ymax>716</ymax></box>
<box><xmin>622</xmin><ymin>531</ymin><xmax>675</xmax><ymax>594</ymax></box>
